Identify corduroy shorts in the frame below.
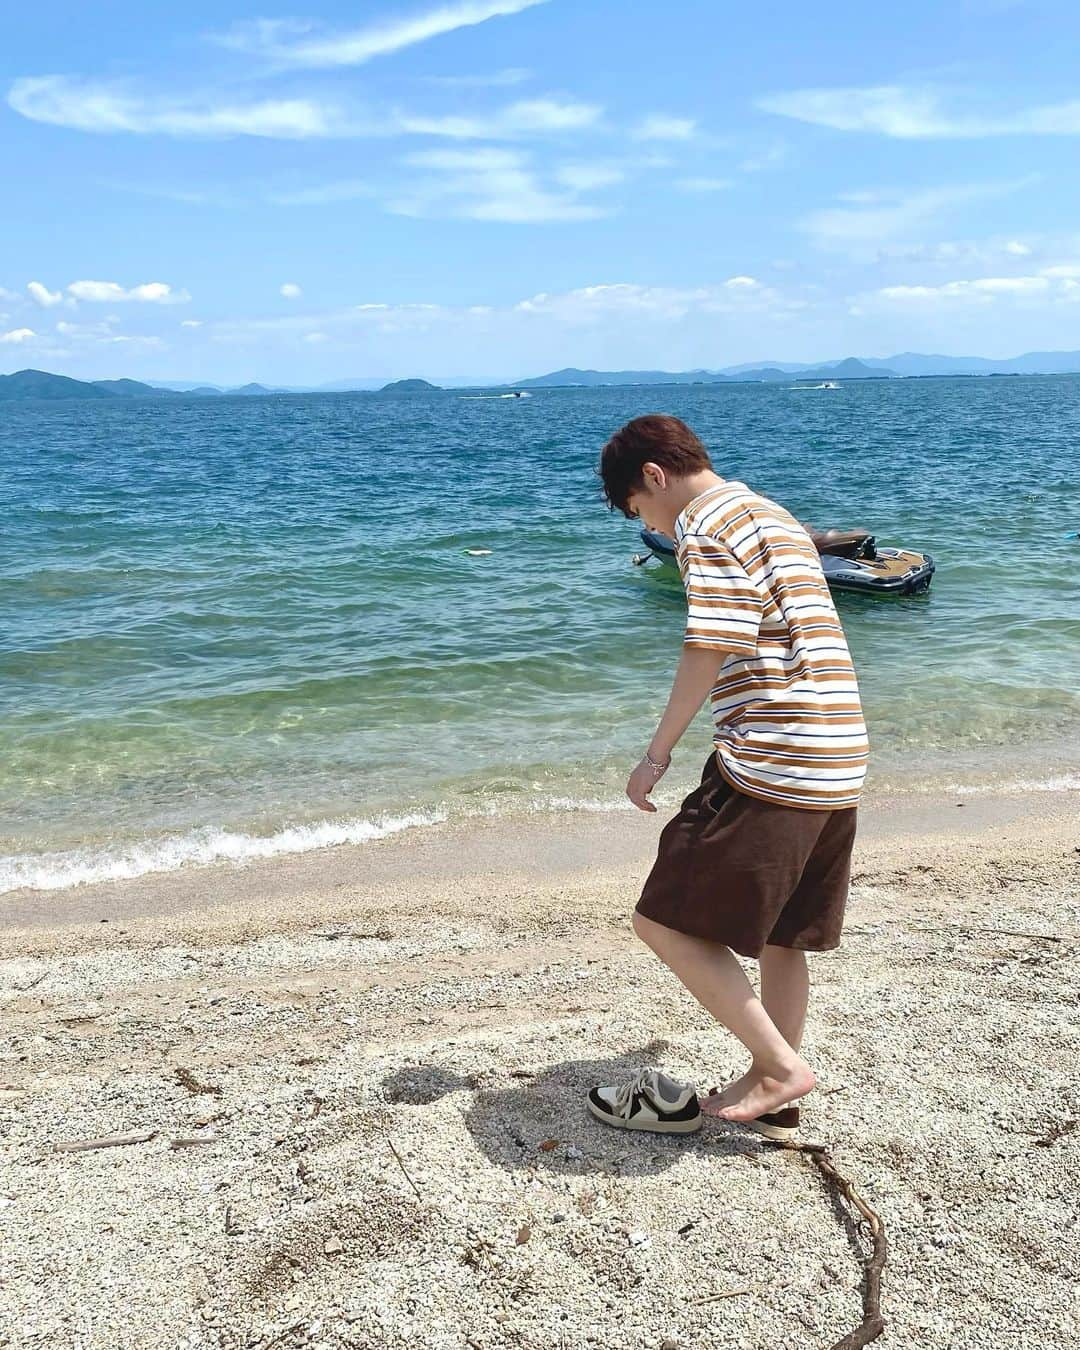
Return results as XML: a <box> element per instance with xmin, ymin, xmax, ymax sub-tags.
<box><xmin>634</xmin><ymin>749</ymin><xmax>857</xmax><ymax>958</ymax></box>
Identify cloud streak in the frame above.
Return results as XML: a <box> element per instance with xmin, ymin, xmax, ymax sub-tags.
<box><xmin>800</xmin><ymin>180</ymin><xmax>1034</xmax><ymax>253</ymax></box>
<box><xmin>390</xmin><ymin>147</ymin><xmax>611</xmax><ymax>222</ymax></box>
<box><xmin>215</xmin><ymin>0</ymin><xmax>548</xmax><ymax>69</ymax></box>
<box><xmin>8</xmin><ymin>77</ymin><xmax>598</xmax><ymax>144</ymax></box>
<box><xmin>9</xmin><ymin>77</ymin><xmax>354</xmax><ymax>139</ymax></box>
<box><xmin>758</xmin><ymin>84</ymin><xmax>1080</xmax><ymax>138</ymax></box>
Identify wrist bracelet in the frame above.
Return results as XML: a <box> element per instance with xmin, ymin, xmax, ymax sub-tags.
<box><xmin>644</xmin><ymin>750</ymin><xmax>670</xmax><ymax>773</ymax></box>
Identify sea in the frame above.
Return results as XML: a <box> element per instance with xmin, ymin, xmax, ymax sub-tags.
<box><xmin>3</xmin><ymin>376</ymin><xmax>1079</xmax><ymax>894</ymax></box>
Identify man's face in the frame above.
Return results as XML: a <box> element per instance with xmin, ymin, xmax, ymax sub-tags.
<box><xmin>626</xmin><ymin>473</ymin><xmax>677</xmax><ymax>538</ymax></box>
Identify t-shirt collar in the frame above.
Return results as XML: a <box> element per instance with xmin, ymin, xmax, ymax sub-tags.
<box><xmin>674</xmin><ymin>479</ymin><xmax>731</xmax><ymax>542</ymax></box>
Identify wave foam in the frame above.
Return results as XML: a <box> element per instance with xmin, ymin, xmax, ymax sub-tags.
<box><xmin>943</xmin><ymin>774</ymin><xmax>1080</xmax><ymax>794</ymax></box>
<box><xmin>0</xmin><ymin>810</ymin><xmax>447</xmax><ymax>894</ymax></box>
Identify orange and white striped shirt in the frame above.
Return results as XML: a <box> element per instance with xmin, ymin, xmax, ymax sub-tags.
<box><xmin>676</xmin><ymin>480</ymin><xmax>869</xmax><ymax>810</ymax></box>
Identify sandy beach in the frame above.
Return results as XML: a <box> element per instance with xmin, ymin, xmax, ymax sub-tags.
<box><xmin>2</xmin><ymin>785</ymin><xmax>1079</xmax><ymax>1350</ymax></box>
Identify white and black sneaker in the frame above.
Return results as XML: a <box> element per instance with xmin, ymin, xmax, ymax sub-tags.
<box><xmin>587</xmin><ymin>1066</ymin><xmax>703</xmax><ymax>1134</ymax></box>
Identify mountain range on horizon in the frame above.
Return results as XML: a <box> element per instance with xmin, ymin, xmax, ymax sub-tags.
<box><xmin>5</xmin><ymin>349</ymin><xmax>1080</xmax><ymax>401</ymax></box>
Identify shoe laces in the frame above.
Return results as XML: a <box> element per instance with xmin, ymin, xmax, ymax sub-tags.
<box><xmin>612</xmin><ymin>1065</ymin><xmax>660</xmax><ymax>1120</ymax></box>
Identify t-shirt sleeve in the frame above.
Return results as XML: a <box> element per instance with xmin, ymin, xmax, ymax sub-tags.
<box><xmin>677</xmin><ymin>530</ymin><xmax>763</xmax><ymax>656</ymax></box>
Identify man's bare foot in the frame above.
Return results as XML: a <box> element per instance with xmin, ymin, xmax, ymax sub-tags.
<box><xmin>714</xmin><ymin>1061</ymin><xmax>816</xmax><ymax>1123</ymax></box>
<box><xmin>699</xmin><ymin>1071</ymin><xmax>751</xmax><ymax>1117</ymax></box>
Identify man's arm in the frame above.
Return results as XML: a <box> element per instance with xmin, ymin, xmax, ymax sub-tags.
<box><xmin>626</xmin><ymin>645</ymin><xmax>732</xmax><ymax>812</ymax></box>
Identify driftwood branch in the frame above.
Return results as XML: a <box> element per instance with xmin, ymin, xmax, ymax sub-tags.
<box><xmin>778</xmin><ymin>1140</ymin><xmax>886</xmax><ymax>1350</ymax></box>
<box><xmin>54</xmin><ymin>1130</ymin><xmax>157</xmax><ymax>1154</ymax></box>
<box><xmin>383</xmin><ymin>1130</ymin><xmax>425</xmax><ymax>1203</ymax></box>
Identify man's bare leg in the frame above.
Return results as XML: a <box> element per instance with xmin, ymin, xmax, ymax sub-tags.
<box><xmin>631</xmin><ymin>913</ymin><xmax>815</xmax><ymax>1120</ymax></box>
<box><xmin>761</xmin><ymin>944</ymin><xmax>809</xmax><ymax>1051</ymax></box>
<box><xmin>705</xmin><ymin>944</ymin><xmax>809</xmax><ymax>1110</ymax></box>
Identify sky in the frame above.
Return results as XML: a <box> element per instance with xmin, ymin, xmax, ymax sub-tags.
<box><xmin>3</xmin><ymin>0</ymin><xmax>1080</xmax><ymax>384</ymax></box>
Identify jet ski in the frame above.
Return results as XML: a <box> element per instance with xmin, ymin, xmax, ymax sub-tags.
<box><xmin>633</xmin><ymin>525</ymin><xmax>935</xmax><ymax>596</ymax></box>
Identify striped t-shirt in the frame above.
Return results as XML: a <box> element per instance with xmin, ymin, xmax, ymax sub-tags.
<box><xmin>675</xmin><ymin>480</ymin><xmax>869</xmax><ymax>810</ymax></box>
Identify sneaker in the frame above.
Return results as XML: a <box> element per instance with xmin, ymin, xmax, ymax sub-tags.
<box><xmin>746</xmin><ymin>1106</ymin><xmax>800</xmax><ymax>1142</ymax></box>
<box><xmin>587</xmin><ymin>1066</ymin><xmax>702</xmax><ymax>1134</ymax></box>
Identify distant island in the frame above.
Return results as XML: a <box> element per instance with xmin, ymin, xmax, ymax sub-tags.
<box><xmin>0</xmin><ymin>369</ymin><xmax>292</xmax><ymax>402</ymax></box>
<box><xmin>6</xmin><ymin>349</ymin><xmax>1080</xmax><ymax>401</ymax></box>
<box><xmin>509</xmin><ymin>357</ymin><xmax>894</xmax><ymax>387</ymax></box>
<box><xmin>378</xmin><ymin>378</ymin><xmax>442</xmax><ymax>393</ymax></box>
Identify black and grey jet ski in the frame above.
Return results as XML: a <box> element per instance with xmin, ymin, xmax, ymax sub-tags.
<box><xmin>633</xmin><ymin>525</ymin><xmax>935</xmax><ymax>596</ymax></box>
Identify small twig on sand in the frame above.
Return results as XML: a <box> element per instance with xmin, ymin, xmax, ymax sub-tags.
<box><xmin>692</xmin><ymin>1287</ymin><xmax>753</xmax><ymax>1304</ymax></box>
<box><xmin>54</xmin><ymin>1130</ymin><xmax>157</xmax><ymax>1154</ymax></box>
<box><xmin>777</xmin><ymin>1140</ymin><xmax>887</xmax><ymax>1350</ymax></box>
<box><xmin>170</xmin><ymin>1133</ymin><xmax>219</xmax><ymax>1149</ymax></box>
<box><xmin>969</xmin><ymin>926</ymin><xmax>1063</xmax><ymax>942</ymax></box>
<box><xmin>383</xmin><ymin>1130</ymin><xmax>425</xmax><ymax>1203</ymax></box>
<box><xmin>1033</xmin><ymin>1118</ymin><xmax>1079</xmax><ymax>1148</ymax></box>
<box><xmin>14</xmin><ymin>971</ymin><xmax>48</xmax><ymax>993</ymax></box>
<box><xmin>175</xmin><ymin>1067</ymin><xmax>222</xmax><ymax>1096</ymax></box>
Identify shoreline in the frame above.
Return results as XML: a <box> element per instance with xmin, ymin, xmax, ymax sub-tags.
<box><xmin>2</xmin><ymin>780</ymin><xmax>1077</xmax><ymax>947</ymax></box>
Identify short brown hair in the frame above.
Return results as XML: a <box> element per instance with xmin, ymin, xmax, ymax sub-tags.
<box><xmin>597</xmin><ymin>414</ymin><xmax>714</xmax><ymax>517</ymax></box>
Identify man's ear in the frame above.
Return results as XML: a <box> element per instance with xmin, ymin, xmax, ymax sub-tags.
<box><xmin>641</xmin><ymin>461</ymin><xmax>667</xmax><ymax>491</ymax></box>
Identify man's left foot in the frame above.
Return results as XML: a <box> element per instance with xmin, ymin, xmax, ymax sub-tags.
<box><xmin>714</xmin><ymin>1062</ymin><xmax>816</xmax><ymax>1123</ymax></box>
<box><xmin>700</xmin><ymin>1078</ymin><xmax>801</xmax><ymax>1140</ymax></box>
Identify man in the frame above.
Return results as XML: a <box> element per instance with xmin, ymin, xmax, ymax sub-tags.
<box><xmin>587</xmin><ymin>414</ymin><xmax>868</xmax><ymax>1140</ymax></box>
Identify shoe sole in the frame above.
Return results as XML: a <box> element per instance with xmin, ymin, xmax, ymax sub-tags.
<box><xmin>744</xmin><ymin>1117</ymin><xmax>799</xmax><ymax>1142</ymax></box>
<box><xmin>586</xmin><ymin>1096</ymin><xmax>703</xmax><ymax>1134</ymax></box>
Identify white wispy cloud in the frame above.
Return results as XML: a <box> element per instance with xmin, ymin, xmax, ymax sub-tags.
<box><xmin>9</xmin><ymin>77</ymin><xmax>354</xmax><ymax>140</ymax></box>
<box><xmin>27</xmin><ymin>280</ymin><xmax>63</xmax><ymax>307</ymax></box>
<box><xmin>854</xmin><ymin>267</ymin><xmax>1080</xmax><ymax>311</ymax></box>
<box><xmin>512</xmin><ymin>278</ymin><xmax>791</xmax><ymax>323</ymax></box>
<box><xmin>180</xmin><ymin>319</ymin><xmax>203</xmax><ymax>328</ymax></box>
<box><xmin>758</xmin><ymin>84</ymin><xmax>1080</xmax><ymax>138</ymax></box>
<box><xmin>398</xmin><ymin>97</ymin><xmax>601</xmax><ymax>139</ymax></box>
<box><xmin>877</xmin><ymin>276</ymin><xmax>1050</xmax><ymax>301</ymax></box>
<box><xmin>9</xmin><ymin>77</ymin><xmax>597</xmax><ymax>144</ymax></box>
<box><xmin>632</xmin><ymin>114</ymin><xmax>696</xmax><ymax>141</ymax></box>
<box><xmin>391</xmin><ymin>147</ymin><xmax>612</xmax><ymax>222</ymax></box>
<box><xmin>874</xmin><ymin>236</ymin><xmax>1038</xmax><ymax>266</ymax></box>
<box><xmin>421</xmin><ymin>67</ymin><xmax>531</xmax><ymax>88</ymax></box>
<box><xmin>215</xmin><ymin>1</ymin><xmax>548</xmax><ymax>68</ymax></box>
<box><xmin>800</xmin><ymin>180</ymin><xmax>1033</xmax><ymax>253</ymax></box>
<box><xmin>280</xmin><ymin>283</ymin><xmax>303</xmax><ymax>298</ymax></box>
<box><xmin>67</xmin><ymin>280</ymin><xmax>190</xmax><ymax>304</ymax></box>
<box><xmin>201</xmin><ymin>277</ymin><xmax>801</xmax><ymax>348</ymax></box>
<box><xmin>1</xmin><ymin>327</ymin><xmax>36</xmax><ymax>343</ymax></box>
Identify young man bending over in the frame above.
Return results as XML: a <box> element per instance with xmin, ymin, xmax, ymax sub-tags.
<box><xmin>587</xmin><ymin>415</ymin><xmax>868</xmax><ymax>1140</ymax></box>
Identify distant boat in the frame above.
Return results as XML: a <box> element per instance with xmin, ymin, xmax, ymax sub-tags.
<box><xmin>791</xmin><ymin>380</ymin><xmax>841</xmax><ymax>391</ymax></box>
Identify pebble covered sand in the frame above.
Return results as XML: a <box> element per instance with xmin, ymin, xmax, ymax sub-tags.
<box><xmin>1</xmin><ymin>795</ymin><xmax>1078</xmax><ymax>1350</ymax></box>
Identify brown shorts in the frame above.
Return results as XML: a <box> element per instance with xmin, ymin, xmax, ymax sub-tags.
<box><xmin>635</xmin><ymin>750</ymin><xmax>857</xmax><ymax>958</ymax></box>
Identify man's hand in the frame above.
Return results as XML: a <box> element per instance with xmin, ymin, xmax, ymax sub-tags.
<box><xmin>626</xmin><ymin>757</ymin><xmax>667</xmax><ymax>812</ymax></box>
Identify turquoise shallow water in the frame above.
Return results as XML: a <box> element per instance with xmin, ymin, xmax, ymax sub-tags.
<box><xmin>2</xmin><ymin>377</ymin><xmax>1079</xmax><ymax>891</ymax></box>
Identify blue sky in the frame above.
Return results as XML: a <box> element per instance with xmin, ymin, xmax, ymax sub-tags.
<box><xmin>3</xmin><ymin>0</ymin><xmax>1080</xmax><ymax>383</ymax></box>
